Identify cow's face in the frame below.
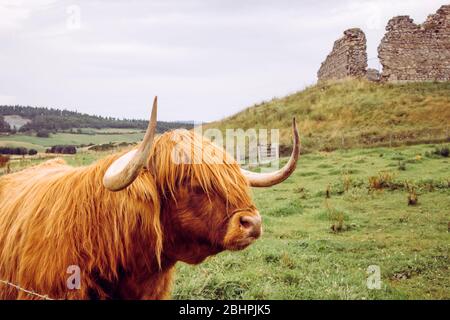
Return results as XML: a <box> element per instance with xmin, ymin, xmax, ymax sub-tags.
<box><xmin>102</xmin><ymin>98</ymin><xmax>299</xmax><ymax>264</ymax></box>
<box><xmin>161</xmin><ymin>175</ymin><xmax>262</xmax><ymax>264</ymax></box>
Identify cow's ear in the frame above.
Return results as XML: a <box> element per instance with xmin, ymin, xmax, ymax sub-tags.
<box><xmin>103</xmin><ymin>97</ymin><xmax>158</xmax><ymax>191</ymax></box>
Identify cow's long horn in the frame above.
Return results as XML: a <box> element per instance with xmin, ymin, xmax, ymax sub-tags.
<box><xmin>242</xmin><ymin>118</ymin><xmax>300</xmax><ymax>187</ymax></box>
<box><xmin>103</xmin><ymin>96</ymin><xmax>158</xmax><ymax>191</ymax></box>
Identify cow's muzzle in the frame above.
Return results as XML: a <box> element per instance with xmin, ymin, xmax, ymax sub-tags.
<box><xmin>223</xmin><ymin>211</ymin><xmax>263</xmax><ymax>251</ymax></box>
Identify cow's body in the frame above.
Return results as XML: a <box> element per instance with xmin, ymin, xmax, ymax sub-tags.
<box><xmin>0</xmin><ymin>103</ymin><xmax>299</xmax><ymax>300</ymax></box>
<box><xmin>0</xmin><ymin>156</ymin><xmax>170</xmax><ymax>299</ymax></box>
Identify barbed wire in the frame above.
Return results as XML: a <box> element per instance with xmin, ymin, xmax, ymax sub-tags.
<box><xmin>0</xmin><ymin>279</ymin><xmax>54</xmax><ymax>300</ymax></box>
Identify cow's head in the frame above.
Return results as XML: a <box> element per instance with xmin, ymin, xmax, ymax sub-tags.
<box><xmin>102</xmin><ymin>97</ymin><xmax>299</xmax><ymax>264</ymax></box>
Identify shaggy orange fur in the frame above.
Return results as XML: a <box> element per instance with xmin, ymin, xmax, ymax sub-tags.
<box><xmin>0</xmin><ymin>129</ymin><xmax>257</xmax><ymax>299</ymax></box>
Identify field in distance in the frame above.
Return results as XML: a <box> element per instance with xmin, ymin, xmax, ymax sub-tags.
<box><xmin>0</xmin><ymin>130</ymin><xmax>144</xmax><ymax>152</ymax></box>
<box><xmin>0</xmin><ymin>104</ymin><xmax>193</xmax><ymax>152</ymax></box>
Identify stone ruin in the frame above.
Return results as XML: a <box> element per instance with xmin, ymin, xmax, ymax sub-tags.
<box><xmin>317</xmin><ymin>28</ymin><xmax>368</xmax><ymax>81</ymax></box>
<box><xmin>378</xmin><ymin>5</ymin><xmax>450</xmax><ymax>82</ymax></box>
<box><xmin>317</xmin><ymin>5</ymin><xmax>450</xmax><ymax>83</ymax></box>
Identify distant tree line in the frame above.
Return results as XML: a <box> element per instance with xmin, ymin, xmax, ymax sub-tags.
<box><xmin>0</xmin><ymin>145</ymin><xmax>76</xmax><ymax>155</ymax></box>
<box><xmin>0</xmin><ymin>147</ymin><xmax>38</xmax><ymax>155</ymax></box>
<box><xmin>45</xmin><ymin>145</ymin><xmax>77</xmax><ymax>154</ymax></box>
<box><xmin>0</xmin><ymin>105</ymin><xmax>194</xmax><ymax>133</ymax></box>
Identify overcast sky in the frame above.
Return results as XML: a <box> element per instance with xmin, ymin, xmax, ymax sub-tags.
<box><xmin>0</xmin><ymin>0</ymin><xmax>447</xmax><ymax>122</ymax></box>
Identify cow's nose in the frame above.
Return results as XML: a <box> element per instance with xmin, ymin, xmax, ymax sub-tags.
<box><xmin>239</xmin><ymin>214</ymin><xmax>262</xmax><ymax>238</ymax></box>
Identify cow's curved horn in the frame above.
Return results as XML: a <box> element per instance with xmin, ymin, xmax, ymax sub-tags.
<box><xmin>242</xmin><ymin>118</ymin><xmax>300</xmax><ymax>187</ymax></box>
<box><xmin>103</xmin><ymin>96</ymin><xmax>158</xmax><ymax>191</ymax></box>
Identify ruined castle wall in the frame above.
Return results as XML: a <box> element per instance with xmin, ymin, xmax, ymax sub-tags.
<box><xmin>317</xmin><ymin>28</ymin><xmax>368</xmax><ymax>81</ymax></box>
<box><xmin>378</xmin><ymin>5</ymin><xmax>450</xmax><ymax>82</ymax></box>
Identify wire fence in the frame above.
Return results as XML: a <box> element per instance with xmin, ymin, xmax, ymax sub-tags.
<box><xmin>0</xmin><ymin>279</ymin><xmax>54</xmax><ymax>300</ymax></box>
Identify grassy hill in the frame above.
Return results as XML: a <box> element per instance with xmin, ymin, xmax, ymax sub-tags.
<box><xmin>207</xmin><ymin>80</ymin><xmax>450</xmax><ymax>153</ymax></box>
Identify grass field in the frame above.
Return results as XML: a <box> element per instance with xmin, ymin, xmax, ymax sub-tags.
<box><xmin>3</xmin><ymin>142</ymin><xmax>449</xmax><ymax>299</ymax></box>
<box><xmin>173</xmin><ymin>143</ymin><xmax>449</xmax><ymax>300</ymax></box>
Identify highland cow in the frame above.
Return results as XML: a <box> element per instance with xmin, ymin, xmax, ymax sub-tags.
<box><xmin>0</xmin><ymin>97</ymin><xmax>299</xmax><ymax>299</ymax></box>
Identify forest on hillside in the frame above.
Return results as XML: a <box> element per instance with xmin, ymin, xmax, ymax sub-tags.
<box><xmin>0</xmin><ymin>105</ymin><xmax>193</xmax><ymax>133</ymax></box>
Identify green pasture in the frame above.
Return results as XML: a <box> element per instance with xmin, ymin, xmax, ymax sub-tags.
<box><xmin>173</xmin><ymin>143</ymin><xmax>449</xmax><ymax>299</ymax></box>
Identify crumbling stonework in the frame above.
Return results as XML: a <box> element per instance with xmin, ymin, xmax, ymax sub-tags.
<box><xmin>317</xmin><ymin>28</ymin><xmax>368</xmax><ymax>81</ymax></box>
<box><xmin>317</xmin><ymin>5</ymin><xmax>450</xmax><ymax>83</ymax></box>
<box><xmin>378</xmin><ymin>5</ymin><xmax>450</xmax><ymax>82</ymax></box>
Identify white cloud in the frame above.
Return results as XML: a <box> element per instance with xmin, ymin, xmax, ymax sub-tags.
<box><xmin>74</xmin><ymin>42</ymin><xmax>192</xmax><ymax>57</ymax></box>
<box><xmin>0</xmin><ymin>1</ymin><xmax>30</xmax><ymax>30</ymax></box>
<box><xmin>0</xmin><ymin>0</ymin><xmax>58</xmax><ymax>30</ymax></box>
